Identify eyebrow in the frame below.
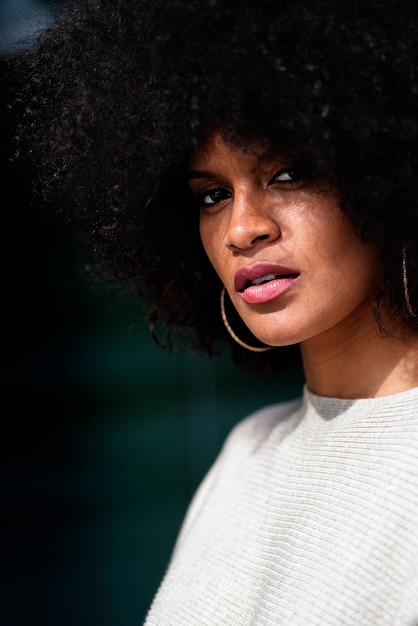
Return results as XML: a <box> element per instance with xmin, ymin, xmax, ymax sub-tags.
<box><xmin>187</xmin><ymin>152</ymin><xmax>286</xmax><ymax>181</ymax></box>
<box><xmin>187</xmin><ymin>169</ymin><xmax>217</xmax><ymax>180</ymax></box>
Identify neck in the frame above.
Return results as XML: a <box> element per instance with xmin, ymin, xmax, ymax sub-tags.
<box><xmin>300</xmin><ymin>308</ymin><xmax>418</xmax><ymax>399</ymax></box>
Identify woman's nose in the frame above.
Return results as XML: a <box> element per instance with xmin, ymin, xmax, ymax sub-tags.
<box><xmin>225</xmin><ymin>194</ymin><xmax>280</xmax><ymax>251</ymax></box>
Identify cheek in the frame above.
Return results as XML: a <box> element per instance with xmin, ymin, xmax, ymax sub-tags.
<box><xmin>311</xmin><ymin>211</ymin><xmax>378</xmax><ymax>273</ymax></box>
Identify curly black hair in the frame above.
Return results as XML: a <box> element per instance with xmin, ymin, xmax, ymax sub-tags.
<box><xmin>9</xmin><ymin>0</ymin><xmax>418</xmax><ymax>373</ymax></box>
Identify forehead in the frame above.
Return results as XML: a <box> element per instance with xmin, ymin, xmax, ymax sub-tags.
<box><xmin>189</xmin><ymin>133</ymin><xmax>277</xmax><ymax>172</ymax></box>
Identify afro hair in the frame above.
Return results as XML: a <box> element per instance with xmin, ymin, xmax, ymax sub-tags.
<box><xmin>9</xmin><ymin>0</ymin><xmax>418</xmax><ymax>372</ymax></box>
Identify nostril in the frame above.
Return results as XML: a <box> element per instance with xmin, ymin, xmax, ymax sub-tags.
<box><xmin>251</xmin><ymin>234</ymin><xmax>270</xmax><ymax>244</ymax></box>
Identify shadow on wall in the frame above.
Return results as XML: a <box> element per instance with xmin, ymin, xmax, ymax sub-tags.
<box><xmin>0</xmin><ymin>37</ymin><xmax>304</xmax><ymax>626</ymax></box>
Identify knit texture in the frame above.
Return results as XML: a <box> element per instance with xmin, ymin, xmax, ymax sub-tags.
<box><xmin>144</xmin><ymin>386</ymin><xmax>418</xmax><ymax>625</ymax></box>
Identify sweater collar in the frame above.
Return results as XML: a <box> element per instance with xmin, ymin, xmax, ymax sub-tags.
<box><xmin>302</xmin><ymin>384</ymin><xmax>418</xmax><ymax>422</ymax></box>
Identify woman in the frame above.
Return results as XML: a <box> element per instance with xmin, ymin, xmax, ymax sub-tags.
<box><xmin>10</xmin><ymin>0</ymin><xmax>418</xmax><ymax>623</ymax></box>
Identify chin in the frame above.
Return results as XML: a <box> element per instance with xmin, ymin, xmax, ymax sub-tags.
<box><xmin>251</xmin><ymin>326</ymin><xmax>304</xmax><ymax>348</ymax></box>
<box><xmin>245</xmin><ymin>315</ymin><xmax>305</xmax><ymax>348</ymax></box>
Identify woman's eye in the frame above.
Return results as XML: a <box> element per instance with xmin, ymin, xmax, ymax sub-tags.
<box><xmin>197</xmin><ymin>188</ymin><xmax>232</xmax><ymax>208</ymax></box>
<box><xmin>270</xmin><ymin>163</ymin><xmax>309</xmax><ymax>186</ymax></box>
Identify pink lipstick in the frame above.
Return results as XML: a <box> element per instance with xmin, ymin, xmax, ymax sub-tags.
<box><xmin>234</xmin><ymin>262</ymin><xmax>300</xmax><ymax>305</ymax></box>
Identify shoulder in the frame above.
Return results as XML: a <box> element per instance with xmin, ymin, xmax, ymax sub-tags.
<box><xmin>190</xmin><ymin>396</ymin><xmax>303</xmax><ymax>508</ymax></box>
<box><xmin>174</xmin><ymin>396</ymin><xmax>303</xmax><ymax>541</ymax></box>
<box><xmin>220</xmin><ymin>395</ymin><xmax>303</xmax><ymax>460</ymax></box>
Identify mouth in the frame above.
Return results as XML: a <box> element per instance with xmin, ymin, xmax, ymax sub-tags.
<box><xmin>238</xmin><ymin>271</ymin><xmax>299</xmax><ymax>292</ymax></box>
<box><xmin>234</xmin><ymin>263</ymin><xmax>299</xmax><ymax>292</ymax></box>
<box><xmin>234</xmin><ymin>263</ymin><xmax>300</xmax><ymax>305</ymax></box>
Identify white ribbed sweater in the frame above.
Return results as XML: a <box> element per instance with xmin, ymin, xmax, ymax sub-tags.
<box><xmin>145</xmin><ymin>386</ymin><xmax>418</xmax><ymax>625</ymax></box>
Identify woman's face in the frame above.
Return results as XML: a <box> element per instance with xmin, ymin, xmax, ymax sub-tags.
<box><xmin>189</xmin><ymin>133</ymin><xmax>384</xmax><ymax>349</ymax></box>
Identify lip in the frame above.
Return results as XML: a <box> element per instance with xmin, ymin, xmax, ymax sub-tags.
<box><xmin>234</xmin><ymin>262</ymin><xmax>300</xmax><ymax>305</ymax></box>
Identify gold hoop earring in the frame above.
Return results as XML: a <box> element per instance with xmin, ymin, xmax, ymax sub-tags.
<box><xmin>402</xmin><ymin>244</ymin><xmax>416</xmax><ymax>318</ymax></box>
<box><xmin>220</xmin><ymin>287</ymin><xmax>274</xmax><ymax>353</ymax></box>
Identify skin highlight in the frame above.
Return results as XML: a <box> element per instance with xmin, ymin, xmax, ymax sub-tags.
<box><xmin>190</xmin><ymin>134</ymin><xmax>418</xmax><ymax>398</ymax></box>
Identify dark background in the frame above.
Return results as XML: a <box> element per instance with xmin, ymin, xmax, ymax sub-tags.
<box><xmin>0</xmin><ymin>3</ymin><xmax>304</xmax><ymax>624</ymax></box>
